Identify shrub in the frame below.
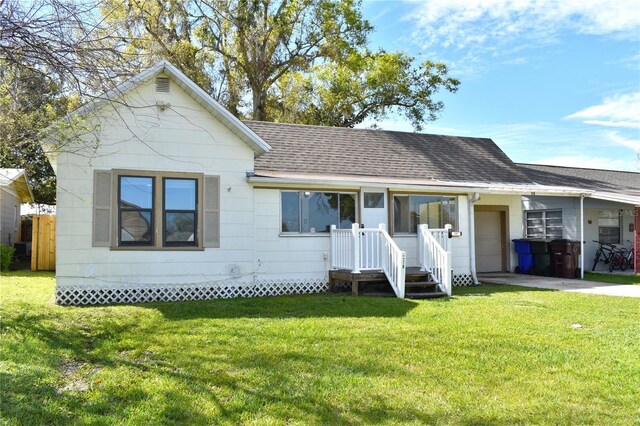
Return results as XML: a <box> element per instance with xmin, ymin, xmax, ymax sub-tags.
<box><xmin>0</xmin><ymin>244</ymin><xmax>15</xmax><ymax>272</ymax></box>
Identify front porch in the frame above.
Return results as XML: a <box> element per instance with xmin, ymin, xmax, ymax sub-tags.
<box><xmin>329</xmin><ymin>267</ymin><xmax>448</xmax><ymax>299</ymax></box>
<box><xmin>329</xmin><ymin>223</ymin><xmax>455</xmax><ymax>299</ymax></box>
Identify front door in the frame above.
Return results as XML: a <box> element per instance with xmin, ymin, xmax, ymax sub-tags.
<box><xmin>475</xmin><ymin>210</ymin><xmax>505</xmax><ymax>272</ymax></box>
<box><xmin>361</xmin><ymin>189</ymin><xmax>387</xmax><ymax>229</ymax></box>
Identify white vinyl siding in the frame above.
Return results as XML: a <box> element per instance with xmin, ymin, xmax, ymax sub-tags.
<box><xmin>55</xmin><ymin>74</ymin><xmax>255</xmax><ymax>291</ymax></box>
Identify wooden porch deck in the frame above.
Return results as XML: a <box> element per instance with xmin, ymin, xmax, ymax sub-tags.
<box><xmin>328</xmin><ymin>267</ymin><xmax>447</xmax><ymax>299</ymax></box>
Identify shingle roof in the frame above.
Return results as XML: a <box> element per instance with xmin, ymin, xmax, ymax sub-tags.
<box><xmin>246</xmin><ymin>121</ymin><xmax>532</xmax><ymax>184</ymax></box>
<box><xmin>518</xmin><ymin>163</ymin><xmax>640</xmax><ymax>198</ymax></box>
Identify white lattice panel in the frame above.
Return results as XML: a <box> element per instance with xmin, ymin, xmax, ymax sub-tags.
<box><xmin>453</xmin><ymin>274</ymin><xmax>474</xmax><ymax>286</ymax></box>
<box><xmin>56</xmin><ymin>279</ymin><xmax>329</xmax><ymax>306</ymax></box>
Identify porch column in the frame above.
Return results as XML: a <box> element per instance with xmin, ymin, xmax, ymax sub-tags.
<box><xmin>635</xmin><ymin>207</ymin><xmax>640</xmax><ymax>274</ymax></box>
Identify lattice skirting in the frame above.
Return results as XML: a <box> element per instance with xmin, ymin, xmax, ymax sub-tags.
<box><xmin>56</xmin><ymin>279</ymin><xmax>329</xmax><ymax>306</ymax></box>
<box><xmin>453</xmin><ymin>274</ymin><xmax>475</xmax><ymax>286</ymax></box>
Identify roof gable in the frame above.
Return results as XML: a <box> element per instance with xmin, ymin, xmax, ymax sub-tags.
<box><xmin>64</xmin><ymin>60</ymin><xmax>271</xmax><ymax>156</ymax></box>
<box><xmin>0</xmin><ymin>168</ymin><xmax>34</xmax><ymax>202</ymax></box>
<box><xmin>247</xmin><ymin>121</ymin><xmax>532</xmax><ymax>185</ymax></box>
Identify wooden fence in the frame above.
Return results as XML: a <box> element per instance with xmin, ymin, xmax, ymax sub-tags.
<box><xmin>31</xmin><ymin>215</ymin><xmax>56</xmax><ymax>271</ymax></box>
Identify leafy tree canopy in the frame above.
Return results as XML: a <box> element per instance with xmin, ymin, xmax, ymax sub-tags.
<box><xmin>100</xmin><ymin>0</ymin><xmax>459</xmax><ymax>126</ymax></box>
<box><xmin>0</xmin><ymin>63</ymin><xmax>77</xmax><ymax>204</ymax></box>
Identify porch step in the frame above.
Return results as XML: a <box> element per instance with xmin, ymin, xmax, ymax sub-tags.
<box><xmin>405</xmin><ymin>281</ymin><xmax>439</xmax><ymax>291</ymax></box>
<box><xmin>329</xmin><ymin>268</ymin><xmax>448</xmax><ymax>299</ymax></box>
<box><xmin>405</xmin><ymin>291</ymin><xmax>448</xmax><ymax>299</ymax></box>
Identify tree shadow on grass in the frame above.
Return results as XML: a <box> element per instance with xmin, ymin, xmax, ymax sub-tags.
<box><xmin>145</xmin><ymin>293</ymin><xmax>419</xmax><ymax>321</ymax></box>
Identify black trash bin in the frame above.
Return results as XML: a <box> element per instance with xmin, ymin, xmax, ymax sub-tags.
<box><xmin>529</xmin><ymin>239</ymin><xmax>553</xmax><ymax>276</ymax></box>
<box><xmin>550</xmin><ymin>239</ymin><xmax>581</xmax><ymax>278</ymax></box>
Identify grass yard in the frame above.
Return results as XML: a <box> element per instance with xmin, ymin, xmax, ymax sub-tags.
<box><xmin>1</xmin><ymin>272</ymin><xmax>639</xmax><ymax>425</ymax></box>
<box><xmin>585</xmin><ymin>271</ymin><xmax>640</xmax><ymax>285</ymax></box>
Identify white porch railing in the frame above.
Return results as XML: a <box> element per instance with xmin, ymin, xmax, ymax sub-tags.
<box><xmin>330</xmin><ymin>224</ymin><xmax>406</xmax><ymax>298</ymax></box>
<box><xmin>418</xmin><ymin>224</ymin><xmax>452</xmax><ymax>296</ymax></box>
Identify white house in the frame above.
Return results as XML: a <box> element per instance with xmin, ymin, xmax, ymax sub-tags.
<box><xmin>45</xmin><ymin>61</ymin><xmax>595</xmax><ymax>305</ymax></box>
<box><xmin>0</xmin><ymin>168</ymin><xmax>34</xmax><ymax>246</ymax></box>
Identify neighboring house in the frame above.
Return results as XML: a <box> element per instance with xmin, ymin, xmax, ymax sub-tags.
<box><xmin>44</xmin><ymin>60</ymin><xmax>590</xmax><ymax>305</ymax></box>
<box><xmin>0</xmin><ymin>169</ymin><xmax>34</xmax><ymax>246</ymax></box>
<box><xmin>519</xmin><ymin>164</ymin><xmax>640</xmax><ymax>273</ymax></box>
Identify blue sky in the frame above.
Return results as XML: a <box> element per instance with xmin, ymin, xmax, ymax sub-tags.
<box><xmin>359</xmin><ymin>0</ymin><xmax>640</xmax><ymax>171</ymax></box>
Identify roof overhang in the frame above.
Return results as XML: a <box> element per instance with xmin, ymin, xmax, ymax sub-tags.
<box><xmin>247</xmin><ymin>171</ymin><xmax>591</xmax><ymax>196</ymax></box>
<box><xmin>0</xmin><ymin>169</ymin><xmax>34</xmax><ymax>203</ymax></box>
<box><xmin>44</xmin><ymin>60</ymin><xmax>271</xmax><ymax>157</ymax></box>
<box><xmin>589</xmin><ymin>191</ymin><xmax>640</xmax><ymax>206</ymax></box>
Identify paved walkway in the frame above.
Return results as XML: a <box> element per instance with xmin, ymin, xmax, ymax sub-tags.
<box><xmin>478</xmin><ymin>273</ymin><xmax>640</xmax><ymax>298</ymax></box>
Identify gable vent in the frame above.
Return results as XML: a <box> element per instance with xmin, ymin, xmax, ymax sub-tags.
<box><xmin>155</xmin><ymin>77</ymin><xmax>170</xmax><ymax>93</ymax></box>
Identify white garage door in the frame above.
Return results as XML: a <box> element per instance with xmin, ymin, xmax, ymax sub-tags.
<box><xmin>475</xmin><ymin>211</ymin><xmax>504</xmax><ymax>273</ymax></box>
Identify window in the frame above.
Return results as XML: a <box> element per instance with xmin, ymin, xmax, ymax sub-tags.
<box><xmin>525</xmin><ymin>210</ymin><xmax>562</xmax><ymax>239</ymax></box>
<box><xmin>598</xmin><ymin>211</ymin><xmax>621</xmax><ymax>244</ymax></box>
<box><xmin>163</xmin><ymin>178</ymin><xmax>198</xmax><ymax>246</ymax></box>
<box><xmin>119</xmin><ymin>176</ymin><xmax>154</xmax><ymax>246</ymax></box>
<box><xmin>93</xmin><ymin>170</ymin><xmax>219</xmax><ymax>249</ymax></box>
<box><xmin>393</xmin><ymin>195</ymin><xmax>457</xmax><ymax>233</ymax></box>
<box><xmin>281</xmin><ymin>191</ymin><xmax>357</xmax><ymax>233</ymax></box>
<box><xmin>364</xmin><ymin>193</ymin><xmax>384</xmax><ymax>208</ymax></box>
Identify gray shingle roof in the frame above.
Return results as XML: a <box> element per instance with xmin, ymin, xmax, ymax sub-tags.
<box><xmin>246</xmin><ymin>121</ymin><xmax>532</xmax><ymax>184</ymax></box>
<box><xmin>518</xmin><ymin>163</ymin><xmax>640</xmax><ymax>197</ymax></box>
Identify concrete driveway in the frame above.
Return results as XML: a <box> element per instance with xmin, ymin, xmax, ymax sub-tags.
<box><xmin>478</xmin><ymin>273</ymin><xmax>640</xmax><ymax>298</ymax></box>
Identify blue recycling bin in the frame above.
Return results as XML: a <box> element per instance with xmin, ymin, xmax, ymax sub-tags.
<box><xmin>512</xmin><ymin>239</ymin><xmax>534</xmax><ymax>274</ymax></box>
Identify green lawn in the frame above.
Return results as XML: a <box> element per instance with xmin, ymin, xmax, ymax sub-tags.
<box><xmin>1</xmin><ymin>272</ymin><xmax>639</xmax><ymax>425</ymax></box>
<box><xmin>585</xmin><ymin>271</ymin><xmax>640</xmax><ymax>285</ymax></box>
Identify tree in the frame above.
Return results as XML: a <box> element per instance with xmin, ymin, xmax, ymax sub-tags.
<box><xmin>97</xmin><ymin>0</ymin><xmax>214</xmax><ymax>92</ymax></box>
<box><xmin>267</xmin><ymin>50</ymin><xmax>460</xmax><ymax>129</ymax></box>
<box><xmin>0</xmin><ymin>0</ymin><xmax>129</xmax><ymax>95</ymax></box>
<box><xmin>0</xmin><ymin>0</ymin><xmax>131</xmax><ymax>203</ymax></box>
<box><xmin>103</xmin><ymin>0</ymin><xmax>458</xmax><ymax>128</ymax></box>
<box><xmin>195</xmin><ymin>0</ymin><xmax>371</xmax><ymax>121</ymax></box>
<box><xmin>0</xmin><ymin>63</ymin><xmax>75</xmax><ymax>204</ymax></box>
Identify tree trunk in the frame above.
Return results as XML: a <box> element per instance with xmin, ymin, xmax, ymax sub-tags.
<box><xmin>251</xmin><ymin>85</ymin><xmax>266</xmax><ymax>121</ymax></box>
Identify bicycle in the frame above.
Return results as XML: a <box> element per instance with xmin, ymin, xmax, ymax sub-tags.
<box><xmin>609</xmin><ymin>242</ymin><xmax>634</xmax><ymax>272</ymax></box>
<box><xmin>591</xmin><ymin>240</ymin><xmax>616</xmax><ymax>271</ymax></box>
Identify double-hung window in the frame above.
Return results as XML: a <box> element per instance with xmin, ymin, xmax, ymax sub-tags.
<box><xmin>119</xmin><ymin>176</ymin><xmax>155</xmax><ymax>246</ymax></box>
<box><xmin>117</xmin><ymin>174</ymin><xmax>200</xmax><ymax>248</ymax></box>
<box><xmin>392</xmin><ymin>195</ymin><xmax>457</xmax><ymax>234</ymax></box>
<box><xmin>525</xmin><ymin>210</ymin><xmax>562</xmax><ymax>239</ymax></box>
<box><xmin>93</xmin><ymin>170</ymin><xmax>220</xmax><ymax>249</ymax></box>
<box><xmin>281</xmin><ymin>191</ymin><xmax>357</xmax><ymax>233</ymax></box>
<box><xmin>163</xmin><ymin>178</ymin><xmax>198</xmax><ymax>246</ymax></box>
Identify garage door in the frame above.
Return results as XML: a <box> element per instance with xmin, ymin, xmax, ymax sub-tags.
<box><xmin>475</xmin><ymin>211</ymin><xmax>504</xmax><ymax>272</ymax></box>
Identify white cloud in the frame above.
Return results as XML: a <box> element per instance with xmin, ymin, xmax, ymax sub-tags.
<box><xmin>601</xmin><ymin>130</ymin><xmax>640</xmax><ymax>151</ymax></box>
<box><xmin>410</xmin><ymin>0</ymin><xmax>640</xmax><ymax>50</ymax></box>
<box><xmin>565</xmin><ymin>92</ymin><xmax>640</xmax><ymax>128</ymax></box>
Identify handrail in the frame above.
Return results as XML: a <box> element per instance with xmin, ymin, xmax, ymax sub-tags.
<box><xmin>330</xmin><ymin>227</ymin><xmax>354</xmax><ymax>270</ymax></box>
<box><xmin>418</xmin><ymin>224</ymin><xmax>452</xmax><ymax>296</ymax></box>
<box><xmin>378</xmin><ymin>225</ymin><xmax>406</xmax><ymax>298</ymax></box>
<box><xmin>330</xmin><ymin>223</ymin><xmax>406</xmax><ymax>298</ymax></box>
